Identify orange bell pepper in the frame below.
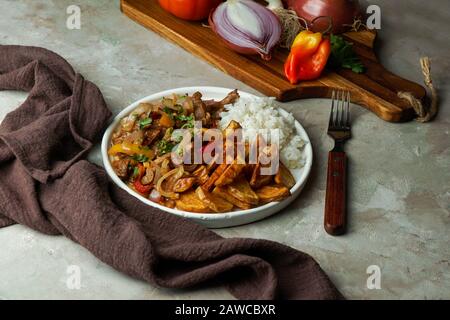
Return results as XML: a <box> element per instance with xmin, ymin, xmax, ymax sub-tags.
<box><xmin>159</xmin><ymin>112</ymin><xmax>175</xmax><ymax>128</ymax></box>
<box><xmin>284</xmin><ymin>31</ymin><xmax>331</xmax><ymax>84</ymax></box>
<box><xmin>290</xmin><ymin>31</ymin><xmax>323</xmax><ymax>60</ymax></box>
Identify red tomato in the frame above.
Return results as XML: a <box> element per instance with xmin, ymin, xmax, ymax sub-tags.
<box><xmin>158</xmin><ymin>0</ymin><xmax>222</xmax><ymax>21</ymax></box>
<box><xmin>133</xmin><ymin>164</ymin><xmax>152</xmax><ymax>195</ymax></box>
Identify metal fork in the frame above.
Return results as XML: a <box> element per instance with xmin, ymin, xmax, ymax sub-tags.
<box><xmin>324</xmin><ymin>90</ymin><xmax>351</xmax><ymax>236</ymax></box>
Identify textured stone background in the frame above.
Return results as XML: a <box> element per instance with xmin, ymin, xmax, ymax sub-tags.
<box><xmin>0</xmin><ymin>0</ymin><xmax>448</xmax><ymax>299</ymax></box>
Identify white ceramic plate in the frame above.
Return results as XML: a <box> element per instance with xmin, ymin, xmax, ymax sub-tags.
<box><xmin>101</xmin><ymin>87</ymin><xmax>313</xmax><ymax>228</ymax></box>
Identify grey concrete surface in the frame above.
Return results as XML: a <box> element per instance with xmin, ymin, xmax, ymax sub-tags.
<box><xmin>0</xmin><ymin>0</ymin><xmax>449</xmax><ymax>299</ymax></box>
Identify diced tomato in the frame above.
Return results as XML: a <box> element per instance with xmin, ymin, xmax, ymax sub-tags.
<box><xmin>133</xmin><ymin>164</ymin><xmax>152</xmax><ymax>195</ymax></box>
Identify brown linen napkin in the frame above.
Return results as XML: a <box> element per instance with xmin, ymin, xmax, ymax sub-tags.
<box><xmin>0</xmin><ymin>45</ymin><xmax>343</xmax><ymax>300</ymax></box>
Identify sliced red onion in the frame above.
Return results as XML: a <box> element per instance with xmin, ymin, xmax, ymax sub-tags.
<box><xmin>209</xmin><ymin>0</ymin><xmax>282</xmax><ymax>61</ymax></box>
<box><xmin>149</xmin><ymin>189</ymin><xmax>162</xmax><ymax>203</ymax></box>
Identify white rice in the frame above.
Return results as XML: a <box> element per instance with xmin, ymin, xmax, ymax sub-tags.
<box><xmin>219</xmin><ymin>96</ymin><xmax>305</xmax><ymax>169</ymax></box>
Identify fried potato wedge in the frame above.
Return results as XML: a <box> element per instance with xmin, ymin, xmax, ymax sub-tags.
<box><xmin>243</xmin><ymin>163</ymin><xmax>256</xmax><ymax>179</ymax></box>
<box><xmin>175</xmin><ymin>190</ymin><xmax>210</xmax><ymax>213</ymax></box>
<box><xmin>249</xmin><ymin>163</ymin><xmax>273</xmax><ymax>189</ymax></box>
<box><xmin>164</xmin><ymin>199</ymin><xmax>176</xmax><ymax>209</ymax></box>
<box><xmin>226</xmin><ymin>177</ymin><xmax>259</xmax><ymax>205</ymax></box>
<box><xmin>224</xmin><ymin>120</ymin><xmax>242</xmax><ymax>131</ymax></box>
<box><xmin>274</xmin><ymin>162</ymin><xmax>296</xmax><ymax>189</ymax></box>
<box><xmin>196</xmin><ymin>187</ymin><xmax>233</xmax><ymax>213</ymax></box>
<box><xmin>172</xmin><ymin>177</ymin><xmax>196</xmax><ymax>193</ymax></box>
<box><xmin>213</xmin><ymin>187</ymin><xmax>253</xmax><ymax>210</ymax></box>
<box><xmin>192</xmin><ymin>165</ymin><xmax>209</xmax><ymax>185</ymax></box>
<box><xmin>215</xmin><ymin>160</ymin><xmax>245</xmax><ymax>187</ymax></box>
<box><xmin>206</xmin><ymin>154</ymin><xmax>220</xmax><ymax>174</ymax></box>
<box><xmin>202</xmin><ymin>163</ymin><xmax>228</xmax><ymax>191</ymax></box>
<box><xmin>255</xmin><ymin>185</ymin><xmax>291</xmax><ymax>204</ymax></box>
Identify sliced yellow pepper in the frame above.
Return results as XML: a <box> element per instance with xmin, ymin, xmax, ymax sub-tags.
<box><xmin>108</xmin><ymin>142</ymin><xmax>154</xmax><ymax>159</ymax></box>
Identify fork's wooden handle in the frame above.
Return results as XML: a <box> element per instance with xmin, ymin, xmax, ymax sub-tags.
<box><xmin>324</xmin><ymin>151</ymin><xmax>347</xmax><ymax>236</ymax></box>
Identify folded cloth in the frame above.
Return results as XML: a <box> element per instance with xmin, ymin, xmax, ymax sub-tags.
<box><xmin>0</xmin><ymin>45</ymin><xmax>343</xmax><ymax>300</ymax></box>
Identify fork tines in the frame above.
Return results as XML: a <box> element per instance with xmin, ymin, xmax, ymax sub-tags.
<box><xmin>329</xmin><ymin>90</ymin><xmax>351</xmax><ymax>131</ymax></box>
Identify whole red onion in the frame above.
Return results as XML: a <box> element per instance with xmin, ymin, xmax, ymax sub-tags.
<box><xmin>283</xmin><ymin>0</ymin><xmax>361</xmax><ymax>34</ymax></box>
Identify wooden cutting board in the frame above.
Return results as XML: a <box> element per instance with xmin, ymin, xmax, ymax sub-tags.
<box><xmin>120</xmin><ymin>0</ymin><xmax>426</xmax><ymax>122</ymax></box>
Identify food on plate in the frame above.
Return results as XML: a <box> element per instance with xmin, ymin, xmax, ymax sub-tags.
<box><xmin>158</xmin><ymin>0</ymin><xmax>222</xmax><ymax>21</ymax></box>
<box><xmin>214</xmin><ymin>160</ymin><xmax>246</xmax><ymax>187</ymax></box>
<box><xmin>274</xmin><ymin>162</ymin><xmax>296</xmax><ymax>189</ymax></box>
<box><xmin>227</xmin><ymin>177</ymin><xmax>259</xmax><ymax>205</ymax></box>
<box><xmin>212</xmin><ymin>186</ymin><xmax>253</xmax><ymax>210</ymax></box>
<box><xmin>196</xmin><ymin>187</ymin><xmax>234</xmax><ymax>213</ymax></box>
<box><xmin>250</xmin><ymin>163</ymin><xmax>274</xmax><ymax>189</ymax></box>
<box><xmin>192</xmin><ymin>165</ymin><xmax>210</xmax><ymax>185</ymax></box>
<box><xmin>109</xmin><ymin>90</ymin><xmax>303</xmax><ymax>213</ymax></box>
<box><xmin>209</xmin><ymin>0</ymin><xmax>282</xmax><ymax>61</ymax></box>
<box><xmin>202</xmin><ymin>163</ymin><xmax>228</xmax><ymax>191</ymax></box>
<box><xmin>173</xmin><ymin>177</ymin><xmax>197</xmax><ymax>193</ymax></box>
<box><xmin>256</xmin><ymin>185</ymin><xmax>291</xmax><ymax>204</ymax></box>
<box><xmin>175</xmin><ymin>190</ymin><xmax>210</xmax><ymax>213</ymax></box>
<box><xmin>219</xmin><ymin>94</ymin><xmax>306</xmax><ymax>169</ymax></box>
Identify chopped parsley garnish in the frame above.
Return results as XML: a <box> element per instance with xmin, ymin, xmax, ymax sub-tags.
<box><xmin>181</xmin><ymin>121</ymin><xmax>194</xmax><ymax>129</ymax></box>
<box><xmin>177</xmin><ymin>114</ymin><xmax>194</xmax><ymax>129</ymax></box>
<box><xmin>162</xmin><ymin>107</ymin><xmax>175</xmax><ymax>119</ymax></box>
<box><xmin>131</xmin><ymin>154</ymin><xmax>149</xmax><ymax>162</ymax></box>
<box><xmin>138</xmin><ymin>117</ymin><xmax>152</xmax><ymax>130</ymax></box>
<box><xmin>171</xmin><ymin>131</ymin><xmax>184</xmax><ymax>143</ymax></box>
<box><xmin>157</xmin><ymin>140</ymin><xmax>175</xmax><ymax>156</ymax></box>
<box><xmin>175</xmin><ymin>145</ymin><xmax>184</xmax><ymax>157</ymax></box>
<box><xmin>176</xmin><ymin>114</ymin><xmax>193</xmax><ymax>122</ymax></box>
<box><xmin>132</xmin><ymin>166</ymin><xmax>140</xmax><ymax>178</ymax></box>
<box><xmin>174</xmin><ymin>135</ymin><xmax>183</xmax><ymax>143</ymax></box>
<box><xmin>328</xmin><ymin>35</ymin><xmax>366</xmax><ymax>74</ymax></box>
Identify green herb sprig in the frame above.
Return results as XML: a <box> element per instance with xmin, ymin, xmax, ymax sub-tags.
<box><xmin>138</xmin><ymin>117</ymin><xmax>152</xmax><ymax>130</ymax></box>
<box><xmin>162</xmin><ymin>107</ymin><xmax>175</xmax><ymax>119</ymax></box>
<box><xmin>176</xmin><ymin>114</ymin><xmax>193</xmax><ymax>122</ymax></box>
<box><xmin>131</xmin><ymin>154</ymin><xmax>149</xmax><ymax>163</ymax></box>
<box><xmin>328</xmin><ymin>35</ymin><xmax>366</xmax><ymax>74</ymax></box>
<box><xmin>132</xmin><ymin>166</ymin><xmax>140</xmax><ymax>179</ymax></box>
<box><xmin>156</xmin><ymin>140</ymin><xmax>175</xmax><ymax>156</ymax></box>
